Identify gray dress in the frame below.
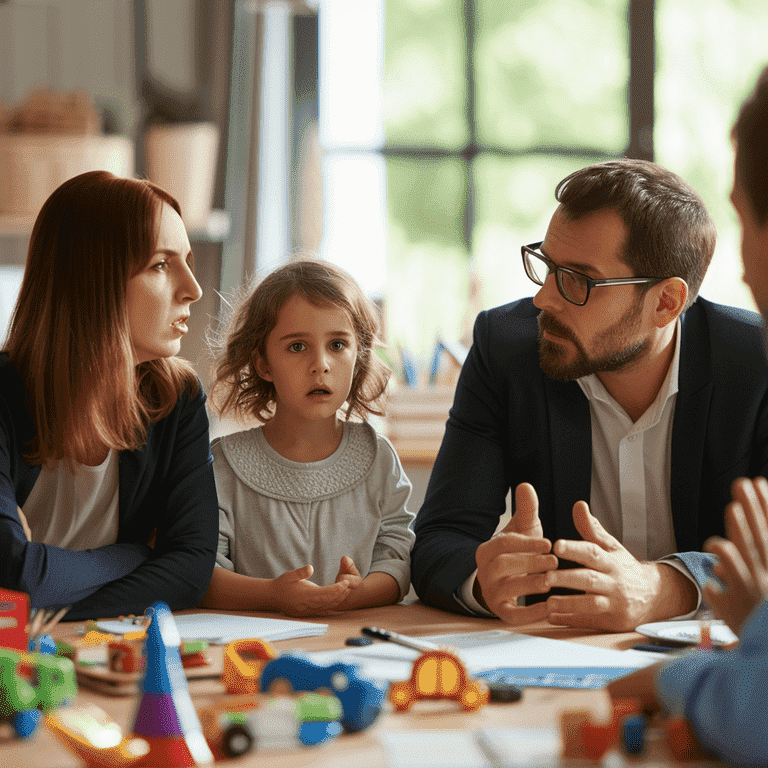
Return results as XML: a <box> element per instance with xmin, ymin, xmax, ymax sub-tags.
<box><xmin>212</xmin><ymin>421</ymin><xmax>415</xmax><ymax>600</ymax></box>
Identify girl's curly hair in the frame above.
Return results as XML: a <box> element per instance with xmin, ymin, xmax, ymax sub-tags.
<box><xmin>210</xmin><ymin>258</ymin><xmax>390</xmax><ymax>422</ymax></box>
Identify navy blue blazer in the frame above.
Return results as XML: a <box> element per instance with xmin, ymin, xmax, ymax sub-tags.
<box><xmin>0</xmin><ymin>355</ymin><xmax>218</xmax><ymax>620</ymax></box>
<box><xmin>411</xmin><ymin>297</ymin><xmax>768</xmax><ymax>615</ymax></box>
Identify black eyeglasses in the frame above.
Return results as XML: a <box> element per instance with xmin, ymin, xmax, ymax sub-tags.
<box><xmin>521</xmin><ymin>242</ymin><xmax>664</xmax><ymax>306</ymax></box>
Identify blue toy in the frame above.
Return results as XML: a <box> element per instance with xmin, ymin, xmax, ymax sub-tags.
<box><xmin>621</xmin><ymin>714</ymin><xmax>646</xmax><ymax>755</ymax></box>
<box><xmin>259</xmin><ymin>654</ymin><xmax>386</xmax><ymax>733</ymax></box>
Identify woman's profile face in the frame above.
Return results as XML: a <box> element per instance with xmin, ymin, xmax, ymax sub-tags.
<box><xmin>125</xmin><ymin>202</ymin><xmax>202</xmax><ymax>364</ymax></box>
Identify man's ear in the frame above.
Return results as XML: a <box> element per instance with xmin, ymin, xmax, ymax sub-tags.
<box><xmin>253</xmin><ymin>353</ymin><xmax>273</xmax><ymax>382</ymax></box>
<box><xmin>652</xmin><ymin>277</ymin><xmax>688</xmax><ymax>328</ymax></box>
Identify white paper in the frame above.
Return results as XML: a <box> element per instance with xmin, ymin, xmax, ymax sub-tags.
<box><xmin>308</xmin><ymin>629</ymin><xmax>658</xmax><ymax>683</ymax></box>
<box><xmin>97</xmin><ymin>613</ymin><xmax>328</xmax><ymax>644</ymax></box>
<box><xmin>381</xmin><ymin>730</ymin><xmax>492</xmax><ymax>768</ymax></box>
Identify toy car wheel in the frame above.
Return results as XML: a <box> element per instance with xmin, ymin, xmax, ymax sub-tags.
<box><xmin>389</xmin><ymin>681</ymin><xmax>413</xmax><ymax>712</ymax></box>
<box><xmin>222</xmin><ymin>723</ymin><xmax>255</xmax><ymax>758</ymax></box>
<box><xmin>460</xmin><ymin>683</ymin><xmax>483</xmax><ymax>712</ymax></box>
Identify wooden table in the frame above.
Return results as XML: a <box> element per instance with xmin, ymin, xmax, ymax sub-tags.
<box><xmin>1</xmin><ymin>602</ymin><xmax>715</xmax><ymax>767</ymax></box>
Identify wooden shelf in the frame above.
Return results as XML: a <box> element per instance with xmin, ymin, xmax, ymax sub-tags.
<box><xmin>0</xmin><ymin>209</ymin><xmax>231</xmax><ymax>242</ymax></box>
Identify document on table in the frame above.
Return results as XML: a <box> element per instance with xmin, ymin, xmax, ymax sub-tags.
<box><xmin>96</xmin><ymin>613</ymin><xmax>328</xmax><ymax>643</ymax></box>
<box><xmin>381</xmin><ymin>727</ymin><xmax>562</xmax><ymax>768</ymax></box>
<box><xmin>307</xmin><ymin>629</ymin><xmax>659</xmax><ymax>687</ymax></box>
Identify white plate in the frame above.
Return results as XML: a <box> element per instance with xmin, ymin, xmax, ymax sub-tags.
<box><xmin>635</xmin><ymin>619</ymin><xmax>738</xmax><ymax>647</ymax></box>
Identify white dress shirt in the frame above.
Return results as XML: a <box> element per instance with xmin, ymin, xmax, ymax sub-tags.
<box><xmin>459</xmin><ymin>319</ymin><xmax>700</xmax><ymax>617</ymax></box>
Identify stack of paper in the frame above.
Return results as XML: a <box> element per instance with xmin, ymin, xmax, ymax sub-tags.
<box><xmin>97</xmin><ymin>613</ymin><xmax>328</xmax><ymax>644</ymax></box>
<box><xmin>308</xmin><ymin>629</ymin><xmax>658</xmax><ymax>687</ymax></box>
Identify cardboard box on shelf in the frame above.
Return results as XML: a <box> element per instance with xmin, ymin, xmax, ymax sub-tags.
<box><xmin>0</xmin><ymin>134</ymin><xmax>134</xmax><ymax>215</ymax></box>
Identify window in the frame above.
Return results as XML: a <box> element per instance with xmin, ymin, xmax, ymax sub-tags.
<box><xmin>318</xmin><ymin>0</ymin><xmax>764</xmax><ymax>362</ymax></box>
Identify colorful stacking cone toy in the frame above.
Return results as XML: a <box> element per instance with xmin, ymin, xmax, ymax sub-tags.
<box><xmin>131</xmin><ymin>602</ymin><xmax>213</xmax><ymax>767</ymax></box>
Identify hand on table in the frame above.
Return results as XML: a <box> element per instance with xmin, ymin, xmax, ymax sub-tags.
<box><xmin>704</xmin><ymin>476</ymin><xmax>768</xmax><ymax>635</ymax></box>
<box><xmin>474</xmin><ymin>483</ymin><xmax>558</xmax><ymax>625</ymax></box>
<box><xmin>269</xmin><ymin>564</ymin><xmax>351</xmax><ymax>617</ymax></box>
<box><xmin>546</xmin><ymin>501</ymin><xmax>697</xmax><ymax>632</ymax></box>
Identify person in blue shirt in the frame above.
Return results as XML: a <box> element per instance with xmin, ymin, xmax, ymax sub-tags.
<box><xmin>608</xmin><ymin>65</ymin><xmax>768</xmax><ymax>767</ymax></box>
<box><xmin>0</xmin><ymin>170</ymin><xmax>218</xmax><ymax>620</ymax></box>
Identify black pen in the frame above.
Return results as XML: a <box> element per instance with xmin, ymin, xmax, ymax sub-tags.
<box><xmin>632</xmin><ymin>643</ymin><xmax>684</xmax><ymax>654</ymax></box>
<box><xmin>361</xmin><ymin>626</ymin><xmax>440</xmax><ymax>652</ymax></box>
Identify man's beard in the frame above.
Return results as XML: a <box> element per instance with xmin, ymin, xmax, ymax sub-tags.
<box><xmin>537</xmin><ymin>304</ymin><xmax>649</xmax><ymax>381</ymax></box>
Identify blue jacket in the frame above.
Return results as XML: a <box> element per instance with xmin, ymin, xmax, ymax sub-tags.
<box><xmin>412</xmin><ymin>297</ymin><xmax>768</xmax><ymax>613</ymax></box>
<box><xmin>0</xmin><ymin>355</ymin><xmax>218</xmax><ymax>620</ymax></box>
<box><xmin>656</xmin><ymin>601</ymin><xmax>768</xmax><ymax>766</ymax></box>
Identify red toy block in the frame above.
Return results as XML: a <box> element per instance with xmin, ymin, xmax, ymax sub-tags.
<box><xmin>665</xmin><ymin>716</ymin><xmax>711</xmax><ymax>761</ymax></box>
<box><xmin>0</xmin><ymin>588</ymin><xmax>29</xmax><ymax>652</ymax></box>
<box><xmin>560</xmin><ymin>710</ymin><xmax>591</xmax><ymax>759</ymax></box>
<box><xmin>580</xmin><ymin>719</ymin><xmax>615</xmax><ymax>761</ymax></box>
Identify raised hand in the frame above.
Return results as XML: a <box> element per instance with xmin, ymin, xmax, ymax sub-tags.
<box><xmin>269</xmin><ymin>564</ymin><xmax>351</xmax><ymax>617</ymax></box>
<box><xmin>704</xmin><ymin>476</ymin><xmax>768</xmax><ymax>634</ymax></box>
<box><xmin>546</xmin><ymin>501</ymin><xmax>697</xmax><ymax>632</ymax></box>
<box><xmin>473</xmin><ymin>483</ymin><xmax>558</xmax><ymax>625</ymax></box>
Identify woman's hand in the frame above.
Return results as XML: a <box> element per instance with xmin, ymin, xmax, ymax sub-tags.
<box><xmin>704</xmin><ymin>476</ymin><xmax>768</xmax><ymax>634</ymax></box>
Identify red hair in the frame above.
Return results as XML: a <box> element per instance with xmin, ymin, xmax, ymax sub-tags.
<box><xmin>4</xmin><ymin>170</ymin><xmax>199</xmax><ymax>466</ymax></box>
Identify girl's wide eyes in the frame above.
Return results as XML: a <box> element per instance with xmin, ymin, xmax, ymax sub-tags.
<box><xmin>330</xmin><ymin>340</ymin><xmax>346</xmax><ymax>351</ymax></box>
<box><xmin>289</xmin><ymin>342</ymin><xmax>306</xmax><ymax>352</ymax></box>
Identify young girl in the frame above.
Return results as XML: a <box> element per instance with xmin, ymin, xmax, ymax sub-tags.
<box><xmin>0</xmin><ymin>170</ymin><xmax>218</xmax><ymax>620</ymax></box>
<box><xmin>203</xmin><ymin>259</ymin><xmax>415</xmax><ymax>616</ymax></box>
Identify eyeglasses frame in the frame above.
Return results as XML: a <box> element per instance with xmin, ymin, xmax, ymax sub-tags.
<box><xmin>521</xmin><ymin>241</ymin><xmax>665</xmax><ymax>306</ymax></box>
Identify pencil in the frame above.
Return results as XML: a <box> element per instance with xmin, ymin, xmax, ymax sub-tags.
<box><xmin>40</xmin><ymin>606</ymin><xmax>71</xmax><ymax>636</ymax></box>
<box><xmin>29</xmin><ymin>608</ymin><xmax>46</xmax><ymax>639</ymax></box>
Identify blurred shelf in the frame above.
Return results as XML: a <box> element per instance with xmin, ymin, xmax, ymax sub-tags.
<box><xmin>0</xmin><ymin>209</ymin><xmax>231</xmax><ymax>242</ymax></box>
<box><xmin>0</xmin><ymin>214</ymin><xmax>35</xmax><ymax>236</ymax></box>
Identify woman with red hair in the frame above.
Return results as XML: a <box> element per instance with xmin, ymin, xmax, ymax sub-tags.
<box><xmin>0</xmin><ymin>170</ymin><xmax>218</xmax><ymax>620</ymax></box>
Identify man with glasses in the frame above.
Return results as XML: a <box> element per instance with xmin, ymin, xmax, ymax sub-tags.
<box><xmin>411</xmin><ymin>159</ymin><xmax>768</xmax><ymax>631</ymax></box>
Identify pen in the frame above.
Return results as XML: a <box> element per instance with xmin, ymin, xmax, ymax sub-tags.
<box><xmin>632</xmin><ymin>643</ymin><xmax>684</xmax><ymax>654</ymax></box>
<box><xmin>361</xmin><ymin>626</ymin><xmax>441</xmax><ymax>652</ymax></box>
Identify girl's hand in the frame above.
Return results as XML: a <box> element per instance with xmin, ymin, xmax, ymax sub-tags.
<box><xmin>269</xmin><ymin>564</ymin><xmax>351</xmax><ymax>617</ymax></box>
<box><xmin>704</xmin><ymin>476</ymin><xmax>768</xmax><ymax>634</ymax></box>
<box><xmin>335</xmin><ymin>556</ymin><xmax>363</xmax><ymax>588</ymax></box>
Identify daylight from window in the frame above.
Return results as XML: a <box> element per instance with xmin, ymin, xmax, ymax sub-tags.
<box><xmin>318</xmin><ymin>0</ymin><xmax>765</xmax><ymax>364</ymax></box>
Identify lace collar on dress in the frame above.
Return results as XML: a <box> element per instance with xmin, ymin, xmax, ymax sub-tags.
<box><xmin>219</xmin><ymin>421</ymin><xmax>378</xmax><ymax>502</ymax></box>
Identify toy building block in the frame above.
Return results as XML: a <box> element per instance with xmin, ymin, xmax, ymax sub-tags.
<box><xmin>0</xmin><ymin>588</ymin><xmax>29</xmax><ymax>651</ymax></box>
<box><xmin>0</xmin><ymin>647</ymin><xmax>76</xmax><ymax>738</ymax></box>
<box><xmin>389</xmin><ymin>649</ymin><xmax>489</xmax><ymax>713</ymax></box>
<box><xmin>180</xmin><ymin>640</ymin><xmax>210</xmax><ymax>669</ymax></box>
<box><xmin>108</xmin><ymin>640</ymin><xmax>145</xmax><ymax>674</ymax></box>
<box><xmin>609</xmin><ymin>697</ymin><xmax>641</xmax><ymax>743</ymax></box>
<box><xmin>220</xmin><ymin>693</ymin><xmax>343</xmax><ymax>758</ymax></box>
<box><xmin>222</xmin><ymin>638</ymin><xmax>276</xmax><ymax>694</ymax></box>
<box><xmin>621</xmin><ymin>714</ymin><xmax>647</xmax><ymax>755</ymax></box>
<box><xmin>560</xmin><ymin>709</ymin><xmax>591</xmax><ymax>759</ymax></box>
<box><xmin>664</xmin><ymin>716</ymin><xmax>714</xmax><ymax>762</ymax></box>
<box><xmin>260</xmin><ymin>654</ymin><xmax>386</xmax><ymax>733</ymax></box>
<box><xmin>579</xmin><ymin>719</ymin><xmax>615</xmax><ymax>761</ymax></box>
<box><xmin>46</xmin><ymin>703</ymin><xmax>150</xmax><ymax>768</ymax></box>
<box><xmin>131</xmin><ymin>601</ymin><xmax>214</xmax><ymax>767</ymax></box>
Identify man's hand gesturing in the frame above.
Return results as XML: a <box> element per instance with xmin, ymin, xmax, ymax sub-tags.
<box><xmin>474</xmin><ymin>483</ymin><xmax>558</xmax><ymax>625</ymax></box>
